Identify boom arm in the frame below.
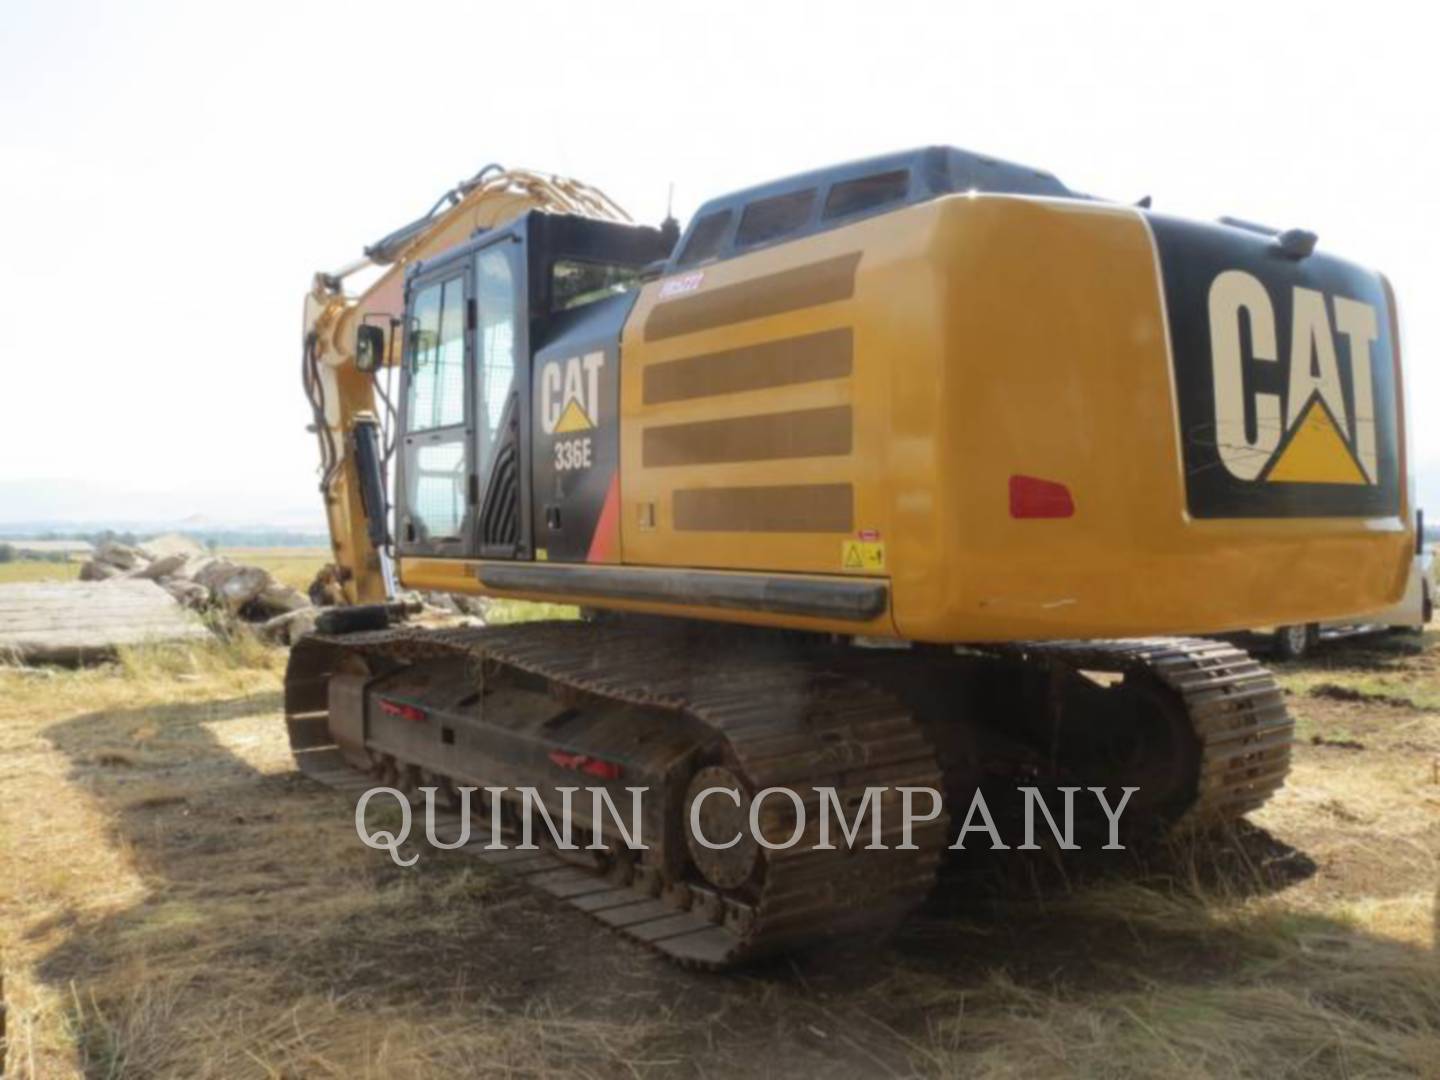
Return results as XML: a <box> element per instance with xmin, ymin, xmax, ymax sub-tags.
<box><xmin>302</xmin><ymin>166</ymin><xmax>629</xmax><ymax>604</ymax></box>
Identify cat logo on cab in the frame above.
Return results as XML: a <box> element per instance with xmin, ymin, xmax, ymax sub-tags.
<box><xmin>540</xmin><ymin>351</ymin><xmax>604</xmax><ymax>471</ymax></box>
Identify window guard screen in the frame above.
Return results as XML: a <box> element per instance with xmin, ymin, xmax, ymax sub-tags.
<box><xmin>475</xmin><ymin>247</ymin><xmax>517</xmax><ymax>473</ymax></box>
<box><xmin>406</xmin><ymin>276</ymin><xmax>466</xmax><ymax>432</ymax></box>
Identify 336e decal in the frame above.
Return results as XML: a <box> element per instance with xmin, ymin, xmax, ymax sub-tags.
<box><xmin>555</xmin><ymin>437</ymin><xmax>594</xmax><ymax>472</ymax></box>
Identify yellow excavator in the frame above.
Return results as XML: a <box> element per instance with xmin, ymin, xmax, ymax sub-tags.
<box><xmin>289</xmin><ymin>149</ymin><xmax>1412</xmax><ymax>967</ymax></box>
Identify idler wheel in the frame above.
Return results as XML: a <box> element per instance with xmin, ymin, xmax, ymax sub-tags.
<box><xmin>684</xmin><ymin>765</ymin><xmax>759</xmax><ymax>890</ymax></box>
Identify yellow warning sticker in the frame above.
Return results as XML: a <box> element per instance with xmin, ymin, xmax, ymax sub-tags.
<box><xmin>841</xmin><ymin>540</ymin><xmax>885</xmax><ymax>572</ymax></box>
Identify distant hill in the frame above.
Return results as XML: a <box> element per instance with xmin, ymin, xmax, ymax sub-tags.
<box><xmin>0</xmin><ymin>524</ymin><xmax>328</xmax><ymax>548</ymax></box>
<box><xmin>0</xmin><ymin>479</ymin><xmax>327</xmax><ymax>536</ymax></box>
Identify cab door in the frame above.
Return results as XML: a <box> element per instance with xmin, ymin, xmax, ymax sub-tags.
<box><xmin>396</xmin><ymin>237</ymin><xmax>529</xmax><ymax>561</ymax></box>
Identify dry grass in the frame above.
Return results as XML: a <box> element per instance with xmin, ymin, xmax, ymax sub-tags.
<box><xmin>0</xmin><ymin>629</ymin><xmax>1435</xmax><ymax>1077</ymax></box>
<box><xmin>1276</xmin><ymin>629</ymin><xmax>1440</xmax><ymax>715</ymax></box>
<box><xmin>483</xmin><ymin>600</ymin><xmax>580</xmax><ymax>624</ymax></box>
<box><xmin>0</xmin><ymin>636</ymin><xmax>678</xmax><ymax>1079</ymax></box>
<box><xmin>887</xmin><ymin>846</ymin><xmax>1440</xmax><ymax>1078</ymax></box>
<box><xmin>0</xmin><ymin>561</ymin><xmax>82</xmax><ymax>584</ymax></box>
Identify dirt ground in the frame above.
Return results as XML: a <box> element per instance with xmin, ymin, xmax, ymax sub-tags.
<box><xmin>0</xmin><ymin>630</ymin><xmax>1436</xmax><ymax>1078</ymax></box>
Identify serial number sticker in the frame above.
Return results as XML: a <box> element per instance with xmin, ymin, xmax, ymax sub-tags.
<box><xmin>841</xmin><ymin>540</ymin><xmax>885</xmax><ymax>572</ymax></box>
<box><xmin>658</xmin><ymin>271</ymin><xmax>704</xmax><ymax>300</ymax></box>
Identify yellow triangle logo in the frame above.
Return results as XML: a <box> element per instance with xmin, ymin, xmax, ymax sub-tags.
<box><xmin>554</xmin><ymin>398</ymin><xmax>594</xmax><ymax>433</ymax></box>
<box><xmin>1265</xmin><ymin>396</ymin><xmax>1368</xmax><ymax>486</ymax></box>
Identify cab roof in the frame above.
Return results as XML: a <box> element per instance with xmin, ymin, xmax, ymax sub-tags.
<box><xmin>667</xmin><ymin>146</ymin><xmax>1079</xmax><ymax>270</ymax></box>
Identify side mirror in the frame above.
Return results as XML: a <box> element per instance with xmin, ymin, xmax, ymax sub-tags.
<box><xmin>355</xmin><ymin>324</ymin><xmax>386</xmax><ymax>373</ymax></box>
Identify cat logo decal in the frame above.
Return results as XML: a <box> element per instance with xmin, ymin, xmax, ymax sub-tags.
<box><xmin>1207</xmin><ymin>270</ymin><xmax>1380</xmax><ymax>486</ymax></box>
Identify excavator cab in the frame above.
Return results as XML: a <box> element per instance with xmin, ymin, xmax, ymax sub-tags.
<box><xmin>392</xmin><ymin>212</ymin><xmax>669</xmax><ymax>568</ymax></box>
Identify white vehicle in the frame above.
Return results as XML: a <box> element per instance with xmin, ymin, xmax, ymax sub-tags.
<box><xmin>1267</xmin><ymin>512</ymin><xmax>1433</xmax><ymax>659</ymax></box>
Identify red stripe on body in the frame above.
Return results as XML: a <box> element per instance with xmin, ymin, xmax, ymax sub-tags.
<box><xmin>586</xmin><ymin>472</ymin><xmax>621</xmax><ymax>563</ymax></box>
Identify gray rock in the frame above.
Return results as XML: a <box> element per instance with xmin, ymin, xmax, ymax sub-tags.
<box><xmin>453</xmin><ymin>595</ymin><xmax>491</xmax><ymax>619</ymax></box>
<box><xmin>134</xmin><ymin>553</ymin><xmax>190</xmax><ymax>581</ymax></box>
<box><xmin>254</xmin><ymin>583</ymin><xmax>310</xmax><ymax>617</ymax></box>
<box><xmin>162</xmin><ymin>579</ymin><xmax>212</xmax><ymax>610</ymax></box>
<box><xmin>168</xmin><ymin>556</ymin><xmax>213</xmax><ymax>583</ymax></box>
<box><xmin>190</xmin><ymin>558</ymin><xmax>237</xmax><ymax>591</ymax></box>
<box><xmin>79</xmin><ymin>560</ymin><xmax>123</xmax><ymax>582</ymax></box>
<box><xmin>139</xmin><ymin>533</ymin><xmax>207</xmax><ymax>561</ymax></box>
<box><xmin>217</xmin><ymin>566</ymin><xmax>273</xmax><ymax>614</ymax></box>
<box><xmin>95</xmin><ymin>541</ymin><xmax>145</xmax><ymax>571</ymax></box>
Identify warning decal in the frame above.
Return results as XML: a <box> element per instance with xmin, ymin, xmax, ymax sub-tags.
<box><xmin>841</xmin><ymin>540</ymin><xmax>885</xmax><ymax>572</ymax></box>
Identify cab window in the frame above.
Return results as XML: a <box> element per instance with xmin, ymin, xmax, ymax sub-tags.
<box><xmin>735</xmin><ymin>189</ymin><xmax>816</xmax><ymax>249</ymax></box>
<box><xmin>406</xmin><ymin>276</ymin><xmax>466</xmax><ymax>431</ymax></box>
<box><xmin>823</xmin><ymin>170</ymin><xmax>910</xmax><ymax>221</ymax></box>
<box><xmin>551</xmin><ymin>259</ymin><xmax>639</xmax><ymax>312</ymax></box>
<box><xmin>676</xmin><ymin>210</ymin><xmax>732</xmax><ymax>266</ymax></box>
<box><xmin>403</xmin><ymin>273</ymin><xmax>467</xmax><ymax>542</ymax></box>
<box><xmin>475</xmin><ymin>247</ymin><xmax>517</xmax><ymax>467</ymax></box>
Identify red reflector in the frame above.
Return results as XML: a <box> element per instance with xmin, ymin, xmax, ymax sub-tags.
<box><xmin>377</xmin><ymin>699</ymin><xmax>426</xmax><ymax>723</ymax></box>
<box><xmin>548</xmin><ymin>750</ymin><xmax>624</xmax><ymax>781</ymax></box>
<box><xmin>1009</xmin><ymin>475</ymin><xmax>1075</xmax><ymax>519</ymax></box>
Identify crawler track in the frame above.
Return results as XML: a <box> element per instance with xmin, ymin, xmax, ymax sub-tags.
<box><xmin>986</xmin><ymin>637</ymin><xmax>1294</xmax><ymax>823</ymax></box>
<box><xmin>285</xmin><ymin>625</ymin><xmax>1291</xmax><ymax>968</ymax></box>
<box><xmin>285</xmin><ymin>622</ymin><xmax>949</xmax><ymax>968</ymax></box>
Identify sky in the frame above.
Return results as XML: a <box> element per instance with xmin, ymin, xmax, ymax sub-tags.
<box><xmin>1</xmin><ymin>0</ymin><xmax>1436</xmax><ymax>529</ymax></box>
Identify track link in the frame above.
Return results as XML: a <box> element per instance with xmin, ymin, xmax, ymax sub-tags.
<box><xmin>285</xmin><ymin>621</ymin><xmax>949</xmax><ymax>969</ymax></box>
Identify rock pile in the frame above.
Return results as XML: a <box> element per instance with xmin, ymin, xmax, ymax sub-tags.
<box><xmin>79</xmin><ymin>534</ymin><xmax>318</xmax><ymax>645</ymax></box>
<box><xmin>78</xmin><ymin>533</ymin><xmax>488</xmax><ymax>647</ymax></box>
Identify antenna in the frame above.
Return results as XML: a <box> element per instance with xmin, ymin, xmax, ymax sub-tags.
<box><xmin>659</xmin><ymin>181</ymin><xmax>681</xmax><ymax>254</ymax></box>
